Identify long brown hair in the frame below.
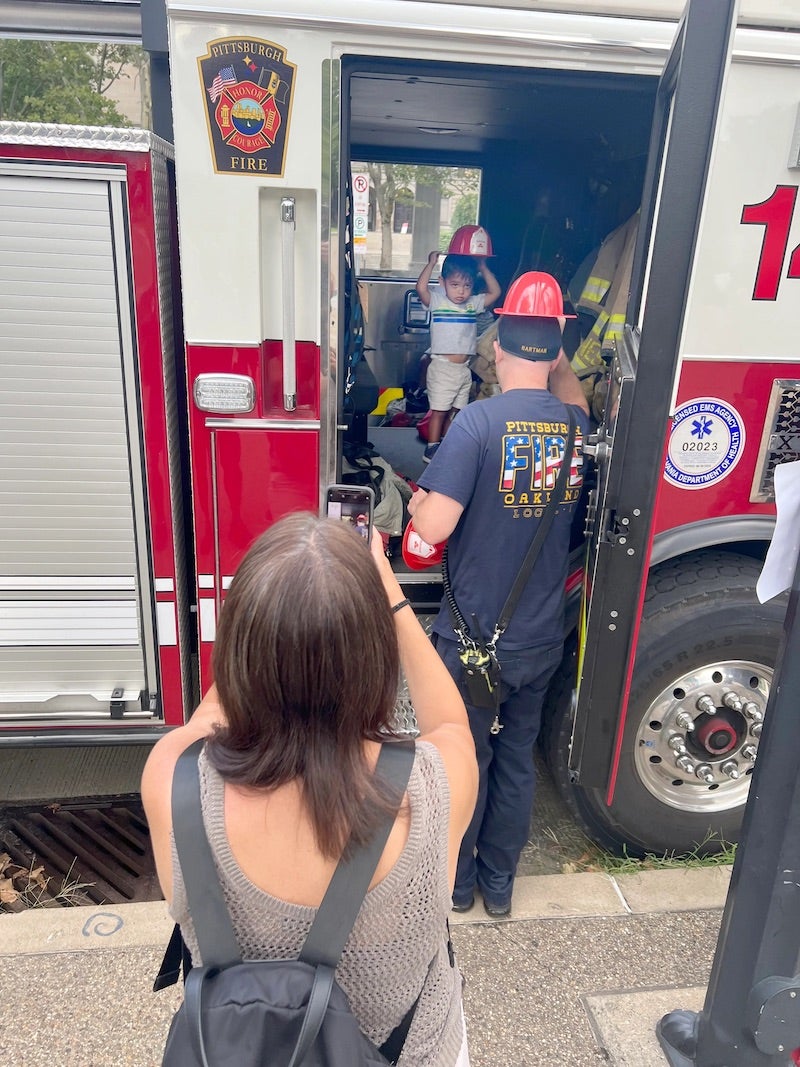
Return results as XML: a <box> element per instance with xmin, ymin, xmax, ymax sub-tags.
<box><xmin>205</xmin><ymin>512</ymin><xmax>402</xmax><ymax>859</ymax></box>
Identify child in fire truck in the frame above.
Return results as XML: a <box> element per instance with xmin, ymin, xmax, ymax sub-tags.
<box><xmin>416</xmin><ymin>246</ymin><xmax>501</xmax><ymax>463</ymax></box>
<box><xmin>142</xmin><ymin>513</ymin><xmax>478</xmax><ymax>1065</ymax></box>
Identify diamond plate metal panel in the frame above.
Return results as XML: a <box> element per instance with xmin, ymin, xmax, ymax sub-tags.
<box><xmin>0</xmin><ymin>120</ymin><xmax>172</xmax><ymax>157</ymax></box>
<box><xmin>750</xmin><ymin>380</ymin><xmax>800</xmax><ymax>503</ymax></box>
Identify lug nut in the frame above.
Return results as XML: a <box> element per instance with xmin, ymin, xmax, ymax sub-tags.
<box><xmin>722</xmin><ymin>692</ymin><xmax>743</xmax><ymax>712</ymax></box>
<box><xmin>743</xmin><ymin>701</ymin><xmax>761</xmax><ymax>719</ymax></box>
<box><xmin>741</xmin><ymin>744</ymin><xmax>757</xmax><ymax>761</ymax></box>
<box><xmin>676</xmin><ymin>755</ymin><xmax>696</xmax><ymax>775</ymax></box>
<box><xmin>669</xmin><ymin>735</ymin><xmax>687</xmax><ymax>754</ymax></box>
<box><xmin>720</xmin><ymin>760</ymin><xmax>740</xmax><ymax>780</ymax></box>
<box><xmin>695</xmin><ymin>763</ymin><xmax>715</xmax><ymax>784</ymax></box>
<box><xmin>696</xmin><ymin>695</ymin><xmax>717</xmax><ymax>715</ymax></box>
<box><xmin>675</xmin><ymin>711</ymin><xmax>696</xmax><ymax>732</ymax></box>
<box><xmin>750</xmin><ymin>722</ymin><xmax>763</xmax><ymax>737</ymax></box>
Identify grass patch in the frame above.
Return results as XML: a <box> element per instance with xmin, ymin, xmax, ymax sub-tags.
<box><xmin>559</xmin><ymin>831</ymin><xmax>737</xmax><ymax>875</ymax></box>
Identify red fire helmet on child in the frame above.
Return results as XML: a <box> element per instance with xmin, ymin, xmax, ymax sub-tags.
<box><xmin>494</xmin><ymin>271</ymin><xmax>576</xmax><ymax>318</ymax></box>
<box><xmin>447</xmin><ymin>225</ymin><xmax>494</xmax><ymax>257</ymax></box>
<box><xmin>401</xmin><ymin>520</ymin><xmax>446</xmax><ymax>571</ymax></box>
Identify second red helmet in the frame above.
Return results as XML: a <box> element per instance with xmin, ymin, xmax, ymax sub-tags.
<box><xmin>494</xmin><ymin>271</ymin><xmax>576</xmax><ymax>318</ymax></box>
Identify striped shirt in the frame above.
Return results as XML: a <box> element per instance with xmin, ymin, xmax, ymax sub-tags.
<box><xmin>429</xmin><ymin>287</ymin><xmax>486</xmax><ymax>356</ymax></box>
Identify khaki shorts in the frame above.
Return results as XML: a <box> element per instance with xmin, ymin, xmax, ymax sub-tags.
<box><xmin>427</xmin><ymin>357</ymin><xmax>472</xmax><ymax>411</ymax></box>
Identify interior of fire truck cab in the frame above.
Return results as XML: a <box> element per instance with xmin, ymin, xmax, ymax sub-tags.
<box><xmin>336</xmin><ymin>57</ymin><xmax>657</xmax><ymax>581</ymax></box>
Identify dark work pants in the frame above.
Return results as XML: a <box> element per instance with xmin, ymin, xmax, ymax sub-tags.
<box><xmin>434</xmin><ymin>635</ymin><xmax>563</xmax><ymax>907</ymax></box>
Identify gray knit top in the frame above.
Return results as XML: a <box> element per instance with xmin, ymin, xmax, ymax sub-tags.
<box><xmin>170</xmin><ymin>740</ymin><xmax>465</xmax><ymax>1066</ymax></box>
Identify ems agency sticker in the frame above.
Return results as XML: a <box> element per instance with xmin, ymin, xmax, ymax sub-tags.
<box><xmin>198</xmin><ymin>38</ymin><xmax>296</xmax><ymax>176</ymax></box>
<box><xmin>665</xmin><ymin>397</ymin><xmax>745</xmax><ymax>489</ymax></box>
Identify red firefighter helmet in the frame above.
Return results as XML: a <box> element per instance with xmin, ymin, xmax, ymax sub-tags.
<box><xmin>494</xmin><ymin>271</ymin><xmax>576</xmax><ymax>318</ymax></box>
<box><xmin>447</xmin><ymin>225</ymin><xmax>494</xmax><ymax>257</ymax></box>
<box><xmin>401</xmin><ymin>520</ymin><xmax>446</xmax><ymax>571</ymax></box>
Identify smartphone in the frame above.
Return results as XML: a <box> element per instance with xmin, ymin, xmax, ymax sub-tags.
<box><xmin>324</xmin><ymin>483</ymin><xmax>375</xmax><ymax>543</ymax></box>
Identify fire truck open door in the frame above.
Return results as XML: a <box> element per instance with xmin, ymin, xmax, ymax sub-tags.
<box><xmin>570</xmin><ymin>0</ymin><xmax>738</xmax><ymax>795</ymax></box>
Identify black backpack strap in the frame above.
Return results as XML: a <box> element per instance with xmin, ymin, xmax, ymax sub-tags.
<box><xmin>379</xmin><ymin>995</ymin><xmax>418</xmax><ymax>1065</ymax></box>
<box><xmin>153</xmin><ymin>921</ymin><xmax>192</xmax><ymax>991</ymax></box>
<box><xmin>285</xmin><ymin>963</ymin><xmax>336</xmax><ymax>1067</ymax></box>
<box><xmin>182</xmin><ymin>964</ymin><xmax>214</xmax><ymax>1067</ymax></box>
<box><xmin>171</xmin><ymin>738</ymin><xmax>241</xmax><ymax>968</ymax></box>
<box><xmin>299</xmin><ymin>739</ymin><xmax>415</xmax><ymax>968</ymax></box>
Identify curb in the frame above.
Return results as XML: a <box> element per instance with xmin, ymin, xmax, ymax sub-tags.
<box><xmin>448</xmin><ymin>865</ymin><xmax>731</xmax><ymax>925</ymax></box>
<box><xmin>1</xmin><ymin>899</ymin><xmax>175</xmax><ymax>956</ymax></box>
<box><xmin>1</xmin><ymin>866</ymin><xmax>732</xmax><ymax>956</ymax></box>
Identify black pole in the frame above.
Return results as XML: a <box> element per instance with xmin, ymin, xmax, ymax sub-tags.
<box><xmin>141</xmin><ymin>0</ymin><xmax>173</xmax><ymax>143</ymax></box>
<box><xmin>658</xmin><ymin>513</ymin><xmax>800</xmax><ymax>1064</ymax></box>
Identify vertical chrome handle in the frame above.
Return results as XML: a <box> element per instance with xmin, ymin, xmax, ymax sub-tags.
<box><xmin>280</xmin><ymin>196</ymin><xmax>297</xmax><ymax>412</ymax></box>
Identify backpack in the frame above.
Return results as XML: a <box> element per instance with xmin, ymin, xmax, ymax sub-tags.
<box><xmin>155</xmin><ymin>739</ymin><xmax>417</xmax><ymax>1067</ymax></box>
<box><xmin>341</xmin><ymin>441</ymin><xmax>408</xmax><ymax>537</ymax></box>
<box><xmin>341</xmin><ymin>440</ymin><xmax>386</xmax><ymax>504</ymax></box>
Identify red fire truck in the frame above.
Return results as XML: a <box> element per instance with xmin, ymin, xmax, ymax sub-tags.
<box><xmin>1</xmin><ymin>0</ymin><xmax>799</xmax><ymax>856</ymax></box>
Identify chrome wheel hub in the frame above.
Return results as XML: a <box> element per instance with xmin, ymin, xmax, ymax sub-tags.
<box><xmin>634</xmin><ymin>660</ymin><xmax>770</xmax><ymax>813</ymax></box>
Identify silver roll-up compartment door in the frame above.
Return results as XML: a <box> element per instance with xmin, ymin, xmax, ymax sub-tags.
<box><xmin>0</xmin><ymin>164</ymin><xmax>156</xmax><ymax>722</ymax></box>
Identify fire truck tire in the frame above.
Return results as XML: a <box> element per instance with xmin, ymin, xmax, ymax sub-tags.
<box><xmin>545</xmin><ymin>550</ymin><xmax>787</xmax><ymax>857</ymax></box>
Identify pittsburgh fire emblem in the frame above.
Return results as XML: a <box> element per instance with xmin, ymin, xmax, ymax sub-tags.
<box><xmin>198</xmin><ymin>38</ymin><xmax>296</xmax><ymax>175</ymax></box>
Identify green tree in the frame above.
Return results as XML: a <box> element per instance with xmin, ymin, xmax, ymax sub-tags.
<box><xmin>451</xmin><ymin>192</ymin><xmax>479</xmax><ymax>231</ymax></box>
<box><xmin>362</xmin><ymin>163</ymin><xmax>480</xmax><ymax>270</ymax></box>
<box><xmin>0</xmin><ymin>41</ymin><xmax>139</xmax><ymax>125</ymax></box>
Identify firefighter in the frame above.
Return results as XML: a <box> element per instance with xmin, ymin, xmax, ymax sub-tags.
<box><xmin>407</xmin><ymin>272</ymin><xmax>590</xmax><ymax>917</ymax></box>
<box><xmin>568</xmin><ymin>211</ymin><xmax>639</xmax><ymax>420</ymax></box>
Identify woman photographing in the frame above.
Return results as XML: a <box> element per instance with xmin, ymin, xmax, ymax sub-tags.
<box><xmin>142</xmin><ymin>512</ymin><xmax>478</xmax><ymax>1065</ymax></box>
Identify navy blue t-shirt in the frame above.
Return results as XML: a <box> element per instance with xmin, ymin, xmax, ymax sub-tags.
<box><xmin>419</xmin><ymin>389</ymin><xmax>589</xmax><ymax>650</ymax></box>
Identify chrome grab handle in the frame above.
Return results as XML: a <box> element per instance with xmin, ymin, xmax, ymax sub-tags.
<box><xmin>280</xmin><ymin>196</ymin><xmax>297</xmax><ymax>412</ymax></box>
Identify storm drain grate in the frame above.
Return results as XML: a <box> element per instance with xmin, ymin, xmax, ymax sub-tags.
<box><xmin>0</xmin><ymin>798</ymin><xmax>162</xmax><ymax>912</ymax></box>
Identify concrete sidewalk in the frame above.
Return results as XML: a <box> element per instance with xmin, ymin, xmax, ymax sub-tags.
<box><xmin>1</xmin><ymin>866</ymin><xmax>729</xmax><ymax>1066</ymax></box>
